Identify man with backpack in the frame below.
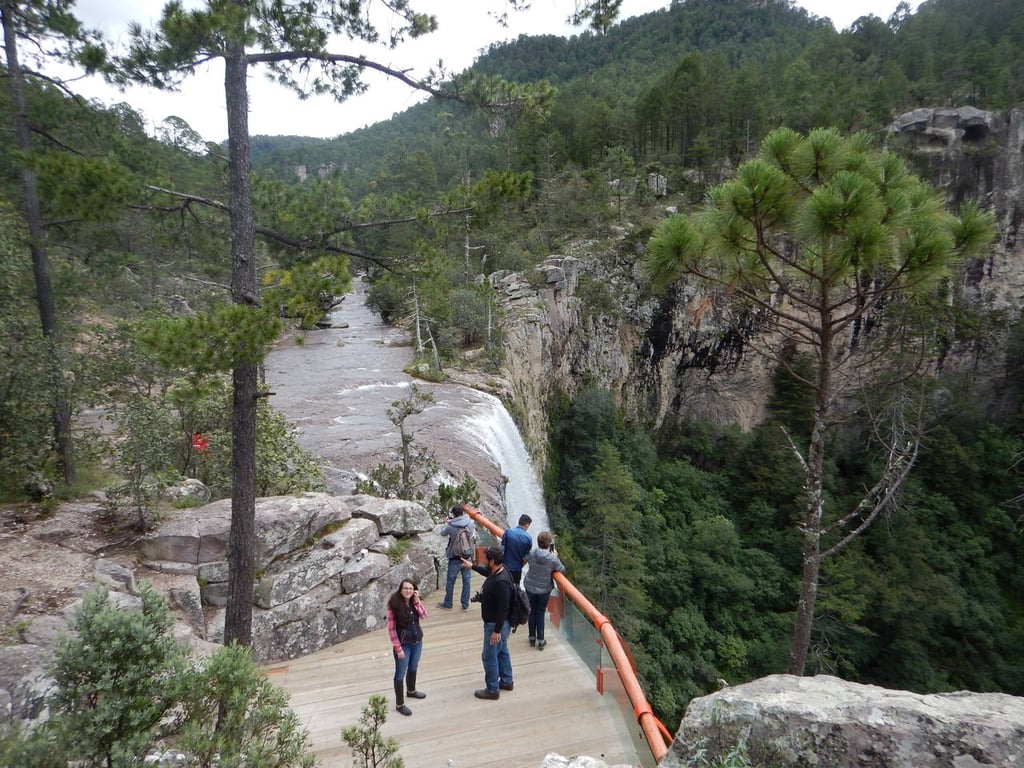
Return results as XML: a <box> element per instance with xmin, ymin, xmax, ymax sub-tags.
<box><xmin>438</xmin><ymin>505</ymin><xmax>476</xmax><ymax>610</ymax></box>
<box><xmin>466</xmin><ymin>545</ymin><xmax>514</xmax><ymax>699</ymax></box>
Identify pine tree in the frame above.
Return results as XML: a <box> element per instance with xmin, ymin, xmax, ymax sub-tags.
<box><xmin>576</xmin><ymin>441</ymin><xmax>650</xmax><ymax>631</ymax></box>
<box><xmin>0</xmin><ymin>0</ymin><xmax>102</xmax><ymax>486</ymax></box>
<box><xmin>645</xmin><ymin>126</ymin><xmax>996</xmax><ymax>674</ymax></box>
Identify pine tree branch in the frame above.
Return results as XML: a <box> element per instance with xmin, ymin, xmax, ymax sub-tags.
<box><xmin>136</xmin><ymin>185</ymin><xmax>470</xmax><ymax>271</ymax></box>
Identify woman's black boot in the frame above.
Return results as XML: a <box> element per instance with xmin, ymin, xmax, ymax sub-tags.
<box><xmin>406</xmin><ymin>670</ymin><xmax>426</xmax><ymax>699</ymax></box>
<box><xmin>394</xmin><ymin>680</ymin><xmax>411</xmax><ymax>716</ymax></box>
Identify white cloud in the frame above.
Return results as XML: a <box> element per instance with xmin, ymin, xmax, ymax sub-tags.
<box><xmin>61</xmin><ymin>0</ymin><xmax>923</xmax><ymax>142</ymax></box>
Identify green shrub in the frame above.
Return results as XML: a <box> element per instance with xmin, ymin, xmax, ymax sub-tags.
<box><xmin>341</xmin><ymin>694</ymin><xmax>404</xmax><ymax>768</ymax></box>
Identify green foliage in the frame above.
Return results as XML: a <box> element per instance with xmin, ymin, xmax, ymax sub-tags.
<box><xmin>645</xmin><ymin>124</ymin><xmax>998</xmax><ymax>674</ymax></box>
<box><xmin>263</xmin><ymin>254</ymin><xmax>353</xmax><ymax>330</ymax></box>
<box><xmin>341</xmin><ymin>694</ymin><xmax>404</xmax><ymax>768</ymax></box>
<box><xmin>765</xmin><ymin>348</ymin><xmax>816</xmax><ymax>442</ymax></box>
<box><xmin>0</xmin><ymin>329</ymin><xmax>58</xmax><ymax>498</ymax></box>
<box><xmin>106</xmin><ymin>395</ymin><xmax>181</xmax><ymax>531</ymax></box>
<box><xmin>83</xmin><ymin>322</ymin><xmax>325</xmax><ymax>509</ymax></box>
<box><xmin>139</xmin><ymin>305</ymin><xmax>283</xmax><ymax>375</ymax></box>
<box><xmin>170</xmin><ymin>644</ymin><xmax>316</xmax><ymax>768</ymax></box>
<box><xmin>48</xmin><ymin>585</ymin><xmax>187</xmax><ymax>767</ymax></box>
<box><xmin>448</xmin><ymin>285</ymin><xmax>494</xmax><ymax>349</ymax></box>
<box><xmin>30</xmin><ymin>151</ymin><xmax>138</xmax><ymax>222</ymax></box>
<box><xmin>429</xmin><ymin>472</ymin><xmax>481</xmax><ymax>522</ymax></box>
<box><xmin>365</xmin><ymin>275</ymin><xmax>409</xmax><ymax>325</ymax></box>
<box><xmin>8</xmin><ymin>586</ymin><xmax>316</xmax><ymax>767</ymax></box>
<box><xmin>0</xmin><ymin>203</ymin><xmax>62</xmax><ymax>497</ymax></box>
<box><xmin>386</xmin><ymin>537</ymin><xmax>413</xmax><ymax>564</ymax></box>
<box><xmin>685</xmin><ymin>738</ymin><xmax>759</xmax><ymax>768</ymax></box>
<box><xmin>0</xmin><ymin>719</ymin><xmax>67</xmax><ymax>768</ymax></box>
<box><xmin>574</xmin><ymin>441</ymin><xmax>650</xmax><ymax>633</ymax></box>
<box><xmin>575</xmin><ymin>272</ymin><xmax>620</xmax><ymax>321</ymax></box>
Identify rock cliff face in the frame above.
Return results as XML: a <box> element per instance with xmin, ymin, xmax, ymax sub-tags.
<box><xmin>493</xmin><ymin>106</ymin><xmax>1024</xmax><ymax>472</ymax></box>
<box><xmin>664</xmin><ymin>674</ymin><xmax>1024</xmax><ymax>768</ymax></box>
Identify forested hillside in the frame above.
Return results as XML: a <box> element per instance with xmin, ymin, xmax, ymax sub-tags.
<box><xmin>3</xmin><ymin>0</ymin><xmax>1024</xmax><ymax>741</ymax></box>
<box><xmin>253</xmin><ymin>0</ymin><xmax>1024</xmax><ymax>195</ymax></box>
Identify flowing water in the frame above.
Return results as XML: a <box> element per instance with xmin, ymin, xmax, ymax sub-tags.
<box><xmin>265</xmin><ymin>279</ymin><xmax>549</xmax><ymax>532</ymax></box>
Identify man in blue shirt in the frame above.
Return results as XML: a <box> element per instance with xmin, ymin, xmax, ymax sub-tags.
<box><xmin>501</xmin><ymin>514</ymin><xmax>532</xmax><ymax>585</ymax></box>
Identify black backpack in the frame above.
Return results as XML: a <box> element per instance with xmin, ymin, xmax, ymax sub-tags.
<box><xmin>508</xmin><ymin>581</ymin><xmax>531</xmax><ymax>632</ymax></box>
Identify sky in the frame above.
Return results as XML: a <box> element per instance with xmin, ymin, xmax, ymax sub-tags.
<box><xmin>62</xmin><ymin>0</ymin><xmax>924</xmax><ymax>142</ymax></box>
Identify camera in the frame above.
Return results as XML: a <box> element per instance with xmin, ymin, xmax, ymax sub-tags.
<box><xmin>469</xmin><ymin>591</ymin><xmax>483</xmax><ymax>603</ymax></box>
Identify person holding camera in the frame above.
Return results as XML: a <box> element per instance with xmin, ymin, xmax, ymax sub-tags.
<box><xmin>438</xmin><ymin>505</ymin><xmax>476</xmax><ymax>610</ymax></box>
<box><xmin>523</xmin><ymin>531</ymin><xmax>565</xmax><ymax>650</ymax></box>
<box><xmin>386</xmin><ymin>578</ymin><xmax>427</xmax><ymax>716</ymax></box>
<box><xmin>464</xmin><ymin>545</ymin><xmax>515</xmax><ymax>700</ymax></box>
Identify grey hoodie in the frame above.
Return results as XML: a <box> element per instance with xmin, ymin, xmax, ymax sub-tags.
<box><xmin>440</xmin><ymin>514</ymin><xmax>476</xmax><ymax>560</ymax></box>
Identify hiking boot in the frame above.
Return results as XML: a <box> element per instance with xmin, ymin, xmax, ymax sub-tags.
<box><xmin>499</xmin><ymin>681</ymin><xmax>514</xmax><ymax>691</ymax></box>
<box><xmin>474</xmin><ymin>689</ymin><xmax>499</xmax><ymax>700</ymax></box>
<box><xmin>406</xmin><ymin>671</ymin><xmax>424</xmax><ymax>699</ymax></box>
<box><xmin>538</xmin><ymin>639</ymin><xmax>547</xmax><ymax>650</ymax></box>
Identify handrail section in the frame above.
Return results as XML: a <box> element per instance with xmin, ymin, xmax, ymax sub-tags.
<box><xmin>463</xmin><ymin>506</ymin><xmax>673</xmax><ymax>763</ymax></box>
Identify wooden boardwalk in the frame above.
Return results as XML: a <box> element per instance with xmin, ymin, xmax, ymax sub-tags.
<box><xmin>267</xmin><ymin>574</ymin><xmax>646</xmax><ymax>768</ymax></box>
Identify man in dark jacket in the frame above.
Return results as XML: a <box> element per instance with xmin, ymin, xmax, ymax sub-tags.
<box><xmin>466</xmin><ymin>545</ymin><xmax>514</xmax><ymax>699</ymax></box>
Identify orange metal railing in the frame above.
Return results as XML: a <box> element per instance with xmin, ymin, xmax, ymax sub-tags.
<box><xmin>463</xmin><ymin>506</ymin><xmax>673</xmax><ymax>764</ymax></box>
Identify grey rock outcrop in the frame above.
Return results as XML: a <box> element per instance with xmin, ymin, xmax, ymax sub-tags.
<box><xmin>887</xmin><ymin>105</ymin><xmax>1024</xmax><ymax>279</ymax></box>
<box><xmin>0</xmin><ymin>644</ymin><xmax>54</xmax><ymax>721</ymax></box>
<box><xmin>662</xmin><ymin>674</ymin><xmax>1024</xmax><ymax>768</ymax></box>
<box><xmin>138</xmin><ymin>492</ymin><xmax>443</xmax><ymax>663</ymax></box>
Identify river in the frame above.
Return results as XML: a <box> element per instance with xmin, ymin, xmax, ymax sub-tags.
<box><xmin>264</xmin><ymin>278</ymin><xmax>548</xmax><ymax>531</ymax></box>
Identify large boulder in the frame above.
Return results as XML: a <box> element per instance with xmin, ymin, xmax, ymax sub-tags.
<box><xmin>663</xmin><ymin>674</ymin><xmax>1024</xmax><ymax>768</ymax></box>
<box><xmin>137</xmin><ymin>492</ymin><xmax>358</xmax><ymax>567</ymax></box>
<box><xmin>139</xmin><ymin>492</ymin><xmax>445</xmax><ymax>662</ymax></box>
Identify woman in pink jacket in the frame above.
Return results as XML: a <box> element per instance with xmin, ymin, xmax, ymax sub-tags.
<box><xmin>386</xmin><ymin>579</ymin><xmax>427</xmax><ymax>716</ymax></box>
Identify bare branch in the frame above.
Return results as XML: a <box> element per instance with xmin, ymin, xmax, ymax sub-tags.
<box><xmin>245</xmin><ymin>50</ymin><xmax>456</xmax><ymax>101</ymax></box>
<box><xmin>780</xmin><ymin>425</ymin><xmax>810</xmax><ymax>476</ymax></box>
<box><xmin>821</xmin><ymin>403</ymin><xmax>922</xmax><ymax>559</ymax></box>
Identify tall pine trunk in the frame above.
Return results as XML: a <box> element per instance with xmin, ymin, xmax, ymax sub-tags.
<box><xmin>223</xmin><ymin>28</ymin><xmax>258</xmax><ymax>648</ymax></box>
<box><xmin>787</xmin><ymin>318</ymin><xmax>834</xmax><ymax>675</ymax></box>
<box><xmin>2</xmin><ymin>1</ymin><xmax>75</xmax><ymax>486</ymax></box>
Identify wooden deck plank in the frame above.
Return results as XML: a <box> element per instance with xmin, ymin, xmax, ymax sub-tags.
<box><xmin>267</xmin><ymin>585</ymin><xmax>645</xmax><ymax>768</ymax></box>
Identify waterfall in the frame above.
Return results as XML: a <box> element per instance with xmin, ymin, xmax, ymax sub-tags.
<box><xmin>460</xmin><ymin>391</ymin><xmax>550</xmax><ymax>539</ymax></box>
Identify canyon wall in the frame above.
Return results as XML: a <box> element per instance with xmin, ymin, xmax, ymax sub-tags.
<box><xmin>491</xmin><ymin>106</ymin><xmax>1024</xmax><ymax>472</ymax></box>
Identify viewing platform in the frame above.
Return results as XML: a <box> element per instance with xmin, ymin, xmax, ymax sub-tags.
<box><xmin>268</xmin><ymin>571</ymin><xmax>648</xmax><ymax>768</ymax></box>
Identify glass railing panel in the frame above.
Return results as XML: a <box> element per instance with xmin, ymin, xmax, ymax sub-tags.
<box><xmin>548</xmin><ymin>592</ymin><xmax>656</xmax><ymax>768</ymax></box>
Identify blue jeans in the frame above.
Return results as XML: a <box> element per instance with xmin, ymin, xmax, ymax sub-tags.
<box><xmin>442</xmin><ymin>558</ymin><xmax>471</xmax><ymax>608</ymax></box>
<box><xmin>393</xmin><ymin>640</ymin><xmax>422</xmax><ymax>682</ymax></box>
<box><xmin>527</xmin><ymin>591</ymin><xmax>551</xmax><ymax>640</ymax></box>
<box><xmin>481</xmin><ymin>620</ymin><xmax>512</xmax><ymax>692</ymax></box>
